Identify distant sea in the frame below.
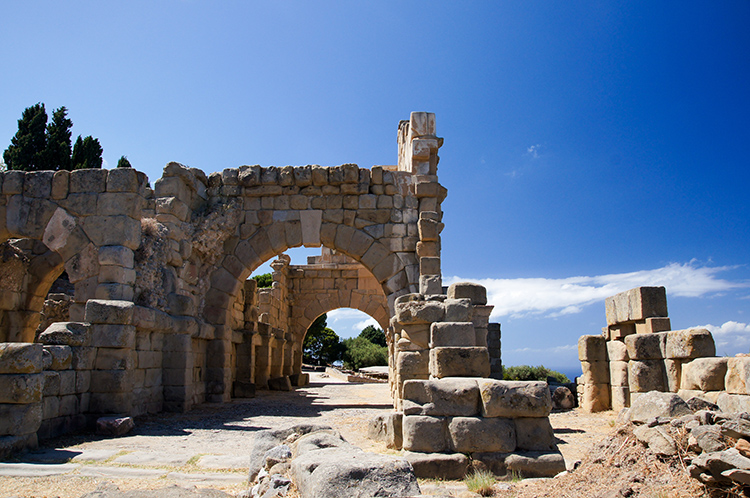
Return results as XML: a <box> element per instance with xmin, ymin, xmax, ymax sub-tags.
<box><xmin>551</xmin><ymin>366</ymin><xmax>583</xmax><ymax>383</ymax></box>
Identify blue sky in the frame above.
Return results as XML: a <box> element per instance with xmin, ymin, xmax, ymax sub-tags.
<box><xmin>2</xmin><ymin>2</ymin><xmax>749</xmax><ymax>377</ymax></box>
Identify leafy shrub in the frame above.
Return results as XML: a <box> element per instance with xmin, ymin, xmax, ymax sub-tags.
<box><xmin>358</xmin><ymin>325</ymin><xmax>386</xmax><ymax>346</ymax></box>
<box><xmin>252</xmin><ymin>273</ymin><xmax>273</xmax><ymax>288</ymax></box>
<box><xmin>342</xmin><ymin>337</ymin><xmax>388</xmax><ymax>371</ymax></box>
<box><xmin>502</xmin><ymin>365</ymin><xmax>570</xmax><ymax>383</ymax></box>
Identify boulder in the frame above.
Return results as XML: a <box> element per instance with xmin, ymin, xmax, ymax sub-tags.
<box><xmin>96</xmin><ymin>416</ymin><xmax>134</xmax><ymax>437</ymax></box>
<box><xmin>551</xmin><ymin>386</ymin><xmax>575</xmax><ymax>410</ymax></box>
<box><xmin>691</xmin><ymin>425</ymin><xmax>724</xmax><ymax>453</ymax></box>
<box><xmin>248</xmin><ymin>424</ymin><xmax>333</xmax><ymax>481</ymax></box>
<box><xmin>626</xmin><ymin>391</ymin><xmax>692</xmax><ymax>423</ymax></box>
<box><xmin>633</xmin><ymin>425</ymin><xmax>677</xmax><ymax>456</ymax></box>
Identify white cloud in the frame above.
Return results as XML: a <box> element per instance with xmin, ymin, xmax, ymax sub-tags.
<box><xmin>327</xmin><ymin>309</ymin><xmax>379</xmax><ymax>335</ymax></box>
<box><xmin>527</xmin><ymin>144</ymin><xmax>541</xmax><ymax>159</ymax></box>
<box><xmin>700</xmin><ymin>321</ymin><xmax>750</xmax><ymax>351</ymax></box>
<box><xmin>445</xmin><ymin>261</ymin><xmax>746</xmax><ymax>320</ymax></box>
<box><xmin>354</xmin><ymin>317</ymin><xmax>379</xmax><ymax>332</ymax></box>
<box><xmin>508</xmin><ymin>344</ymin><xmax>577</xmax><ymax>355</ymax></box>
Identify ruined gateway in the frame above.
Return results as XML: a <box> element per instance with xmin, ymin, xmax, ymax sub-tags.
<box><xmin>0</xmin><ymin>112</ymin><xmax>565</xmax><ymax>479</ymax></box>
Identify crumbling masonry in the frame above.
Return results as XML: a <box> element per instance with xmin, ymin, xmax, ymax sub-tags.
<box><xmin>0</xmin><ymin>112</ymin><xmax>562</xmax><ymax>479</ymax></box>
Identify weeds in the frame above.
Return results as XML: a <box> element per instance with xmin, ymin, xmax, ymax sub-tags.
<box><xmin>465</xmin><ymin>469</ymin><xmax>497</xmax><ymax>496</ymax></box>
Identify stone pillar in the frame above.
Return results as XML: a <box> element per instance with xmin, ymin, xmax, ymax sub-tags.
<box><xmin>0</xmin><ymin>343</ymin><xmax>43</xmax><ymax>458</ymax></box>
<box><xmin>85</xmin><ymin>299</ymin><xmax>136</xmax><ymax>415</ymax></box>
<box><xmin>254</xmin><ymin>323</ymin><xmax>272</xmax><ymax>389</ymax></box>
<box><xmin>487</xmin><ymin>323</ymin><xmax>502</xmax><ymax>380</ymax></box>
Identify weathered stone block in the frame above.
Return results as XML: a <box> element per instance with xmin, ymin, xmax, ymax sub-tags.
<box><xmin>83</xmin><ymin>215</ymin><xmax>141</xmax><ymax>250</ymax></box>
<box><xmin>726</xmin><ymin>358</ymin><xmax>750</xmax><ymax>395</ymax></box>
<box><xmin>403</xmin><ymin>451</ymin><xmax>469</xmax><ymax>480</ymax></box>
<box><xmin>38</xmin><ymin>322</ymin><xmax>91</xmax><ymax>347</ymax></box>
<box><xmin>581</xmin><ymin>383</ymin><xmax>610</xmax><ymax>413</ymax></box>
<box><xmin>85</xmin><ymin>299</ymin><xmax>135</xmax><ymax>325</ymax></box>
<box><xmin>396</xmin><ymin>351</ymin><xmax>429</xmax><ymax>379</ymax></box>
<box><xmin>90</xmin><ymin>324</ymin><xmax>136</xmax><ymax>349</ymax></box>
<box><xmin>515</xmin><ymin>417</ymin><xmax>556</xmax><ymax>451</ymax></box>
<box><xmin>611</xmin><ymin>385</ymin><xmax>630</xmax><ymax>412</ymax></box>
<box><xmin>606</xmin><ymin>340</ymin><xmax>629</xmax><ymax>361</ymax></box>
<box><xmin>43</xmin><ymin>371</ymin><xmax>60</xmax><ymax>396</ymax></box>
<box><xmin>402</xmin><ymin>378</ymin><xmax>480</xmax><ymax>417</ymax></box>
<box><xmin>446</xmin><ymin>282</ymin><xmax>487</xmax><ymax>305</ymax></box>
<box><xmin>59</xmin><ymin>370</ymin><xmax>76</xmax><ymax>395</ymax></box>
<box><xmin>44</xmin><ymin>345</ymin><xmax>72</xmax><ymax>371</ymax></box>
<box><xmin>664</xmin><ymin>359</ymin><xmax>682</xmax><ymax>392</ymax></box>
<box><xmin>70</xmin><ymin>346</ymin><xmax>96</xmax><ymax>370</ymax></box>
<box><xmin>665</xmin><ymin>328</ymin><xmax>716</xmax><ymax>359</ymax></box>
<box><xmin>605</xmin><ymin>286</ymin><xmax>668</xmax><ymax>326</ymax></box>
<box><xmin>90</xmin><ymin>369</ymin><xmax>133</xmax><ymax>393</ymax></box>
<box><xmin>635</xmin><ymin>317</ymin><xmax>671</xmax><ymax>334</ymax></box>
<box><xmin>625</xmin><ymin>332</ymin><xmax>667</xmax><ymax>360</ymax></box>
<box><xmin>578</xmin><ymin>335</ymin><xmax>606</xmax><ymax>361</ymax></box>
<box><xmin>95</xmin><ymin>348</ymin><xmax>135</xmax><ymax>370</ymax></box>
<box><xmin>629</xmin><ymin>359</ymin><xmax>668</xmax><ymax>392</ymax></box>
<box><xmin>0</xmin><ymin>402</ymin><xmax>42</xmax><ymax>436</ymax></box>
<box><xmin>478</xmin><ymin>380</ymin><xmax>552</xmax><ymax>418</ymax></box>
<box><xmin>681</xmin><ymin>357</ymin><xmax>728</xmax><ymax>391</ymax></box>
<box><xmin>429</xmin><ymin>347</ymin><xmax>490</xmax><ymax>378</ymax></box>
<box><xmin>0</xmin><ymin>343</ymin><xmax>42</xmax><ymax>374</ymax></box>
<box><xmin>76</xmin><ymin>370</ymin><xmax>91</xmax><ymax>393</ymax></box>
<box><xmin>444</xmin><ymin>298</ymin><xmax>472</xmax><ymax>322</ymax></box>
<box><xmin>70</xmin><ymin>169</ymin><xmax>108</xmax><ymax>193</ymax></box>
<box><xmin>402</xmin><ymin>415</ymin><xmax>449</xmax><ymax>452</ymax></box>
<box><xmin>429</xmin><ymin>322</ymin><xmax>475</xmax><ymax>347</ymax></box>
<box><xmin>609</xmin><ymin>360</ymin><xmax>629</xmax><ymax>387</ymax></box>
<box><xmin>717</xmin><ymin>393</ymin><xmax>750</xmax><ymax>414</ymax></box>
<box><xmin>0</xmin><ymin>373</ymin><xmax>43</xmax><ymax>403</ymax></box>
<box><xmin>448</xmin><ymin>416</ymin><xmax>516</xmax><ymax>453</ymax></box>
<box><xmin>581</xmin><ymin>360</ymin><xmax>609</xmax><ymax>385</ymax></box>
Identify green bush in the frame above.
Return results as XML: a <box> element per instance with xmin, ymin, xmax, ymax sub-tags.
<box><xmin>252</xmin><ymin>273</ymin><xmax>273</xmax><ymax>288</ymax></box>
<box><xmin>502</xmin><ymin>365</ymin><xmax>570</xmax><ymax>384</ymax></box>
<box><xmin>342</xmin><ymin>337</ymin><xmax>388</xmax><ymax>371</ymax></box>
<box><xmin>358</xmin><ymin>325</ymin><xmax>386</xmax><ymax>346</ymax></box>
<box><xmin>303</xmin><ymin>314</ymin><xmax>344</xmax><ymax>366</ymax></box>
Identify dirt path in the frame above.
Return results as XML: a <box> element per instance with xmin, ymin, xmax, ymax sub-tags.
<box><xmin>0</xmin><ymin>373</ymin><xmax>614</xmax><ymax>498</ymax></box>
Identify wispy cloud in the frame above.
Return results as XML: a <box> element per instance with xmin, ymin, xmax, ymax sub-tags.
<box><xmin>700</xmin><ymin>321</ymin><xmax>750</xmax><ymax>351</ymax></box>
<box><xmin>507</xmin><ymin>344</ymin><xmax>577</xmax><ymax>355</ymax></box>
<box><xmin>445</xmin><ymin>261</ymin><xmax>746</xmax><ymax>320</ymax></box>
<box><xmin>527</xmin><ymin>144</ymin><xmax>542</xmax><ymax>159</ymax></box>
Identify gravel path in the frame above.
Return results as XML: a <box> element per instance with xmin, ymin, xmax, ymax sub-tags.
<box><xmin>0</xmin><ymin>372</ymin><xmax>614</xmax><ymax>497</ymax></box>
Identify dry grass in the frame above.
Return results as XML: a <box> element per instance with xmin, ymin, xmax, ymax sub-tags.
<box><xmin>465</xmin><ymin>469</ymin><xmax>496</xmax><ymax>496</ymax></box>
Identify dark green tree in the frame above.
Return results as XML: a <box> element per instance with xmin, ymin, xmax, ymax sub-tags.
<box><xmin>502</xmin><ymin>365</ymin><xmax>570</xmax><ymax>384</ymax></box>
<box><xmin>3</xmin><ymin>103</ymin><xmax>48</xmax><ymax>171</ymax></box>
<box><xmin>44</xmin><ymin>106</ymin><xmax>73</xmax><ymax>171</ymax></box>
<box><xmin>302</xmin><ymin>314</ymin><xmax>344</xmax><ymax>365</ymax></box>
<box><xmin>358</xmin><ymin>325</ymin><xmax>386</xmax><ymax>347</ymax></box>
<box><xmin>342</xmin><ymin>337</ymin><xmax>388</xmax><ymax>371</ymax></box>
<box><xmin>117</xmin><ymin>155</ymin><xmax>132</xmax><ymax>168</ymax></box>
<box><xmin>252</xmin><ymin>273</ymin><xmax>273</xmax><ymax>288</ymax></box>
<box><xmin>71</xmin><ymin>135</ymin><xmax>103</xmax><ymax>170</ymax></box>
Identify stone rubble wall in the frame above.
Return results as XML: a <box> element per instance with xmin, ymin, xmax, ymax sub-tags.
<box><xmin>578</xmin><ymin>286</ymin><xmax>748</xmax><ymax>414</ymax></box>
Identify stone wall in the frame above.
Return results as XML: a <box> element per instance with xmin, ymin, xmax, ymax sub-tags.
<box><xmin>577</xmin><ymin>286</ymin><xmax>742</xmax><ymax>413</ymax></box>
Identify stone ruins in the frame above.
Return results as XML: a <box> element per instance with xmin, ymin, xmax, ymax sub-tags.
<box><xmin>578</xmin><ymin>286</ymin><xmax>750</xmax><ymax>414</ymax></box>
<box><xmin>0</xmin><ymin>112</ymin><xmax>564</xmax><ymax>479</ymax></box>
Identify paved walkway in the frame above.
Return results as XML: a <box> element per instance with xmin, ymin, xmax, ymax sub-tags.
<box><xmin>0</xmin><ymin>372</ymin><xmax>394</xmax><ymax>496</ymax></box>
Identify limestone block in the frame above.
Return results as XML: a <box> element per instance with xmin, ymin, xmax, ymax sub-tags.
<box><xmin>605</xmin><ymin>287</ymin><xmax>668</xmax><ymax>326</ymax></box>
<box><xmin>89</xmin><ymin>392</ymin><xmax>133</xmax><ymax>414</ymax></box>
<box><xmin>398</xmin><ymin>324</ymin><xmax>429</xmax><ymax>349</ymax></box>
<box><xmin>448</xmin><ymin>416</ymin><xmax>516</xmax><ymax>453</ymax></box>
<box><xmin>515</xmin><ymin>417</ymin><xmax>556</xmax><ymax>451</ymax></box>
<box><xmin>444</xmin><ymin>298</ymin><xmax>472</xmax><ymax>322</ymax></box>
<box><xmin>726</xmin><ymin>357</ymin><xmax>750</xmax><ymax>395</ymax></box>
<box><xmin>43</xmin><ymin>371</ymin><xmax>60</xmax><ymax>396</ymax></box>
<box><xmin>395</xmin><ymin>300</ymin><xmax>445</xmax><ymax>324</ymax></box>
<box><xmin>606</xmin><ymin>340</ymin><xmax>629</xmax><ymax>361</ymax></box>
<box><xmin>403</xmin><ymin>451</ymin><xmax>469</xmax><ymax>480</ymax></box>
<box><xmin>0</xmin><ymin>373</ymin><xmax>43</xmax><ymax>403</ymax></box>
<box><xmin>44</xmin><ymin>345</ymin><xmax>72</xmax><ymax>371</ymax></box>
<box><xmin>85</xmin><ymin>299</ymin><xmax>135</xmax><ymax>325</ymax></box>
<box><xmin>609</xmin><ymin>360</ymin><xmax>629</xmax><ymax>386</ymax></box>
<box><xmin>82</xmin><ymin>215</ymin><xmax>141</xmax><ymax>250</ymax></box>
<box><xmin>59</xmin><ymin>370</ymin><xmax>76</xmax><ymax>396</ymax></box>
<box><xmin>681</xmin><ymin>357</ymin><xmax>728</xmax><ymax>391</ymax></box>
<box><xmin>59</xmin><ymin>394</ymin><xmax>78</xmax><ymax>417</ymax></box>
<box><xmin>447</xmin><ymin>282</ymin><xmax>487</xmax><ymax>305</ymax></box>
<box><xmin>505</xmin><ymin>451</ymin><xmax>567</xmax><ymax>478</ymax></box>
<box><xmin>417</xmin><ymin>218</ymin><xmax>441</xmax><ymax>242</ymax></box>
<box><xmin>0</xmin><ymin>343</ymin><xmax>42</xmax><ymax>374</ymax></box>
<box><xmin>611</xmin><ymin>386</ymin><xmax>630</xmax><ymax>412</ymax></box>
<box><xmin>717</xmin><ymin>393</ymin><xmax>750</xmax><ymax>414</ymax></box>
<box><xmin>90</xmin><ymin>369</ymin><xmax>133</xmax><ymax>393</ymax></box>
<box><xmin>51</xmin><ymin>170</ymin><xmax>69</xmax><ymax>199</ymax></box>
<box><xmin>419</xmin><ymin>274</ymin><xmax>442</xmax><ymax>295</ymax></box>
<box><xmin>430</xmin><ymin>322</ymin><xmax>475</xmax><ymax>348</ymax></box>
<box><xmin>70</xmin><ymin>347</ymin><xmax>96</xmax><ymax>370</ymax></box>
<box><xmin>478</xmin><ymin>380</ymin><xmax>552</xmax><ymax>418</ymax></box>
<box><xmin>42</xmin><ymin>207</ymin><xmax>77</xmax><ymax>253</ymax></box>
<box><xmin>6</xmin><ymin>195</ymin><xmax>57</xmax><ymax>239</ymax></box>
<box><xmin>43</xmin><ymin>396</ymin><xmax>59</xmax><ymax>420</ymax></box>
<box><xmin>580</xmin><ymin>361</ymin><xmax>610</xmax><ymax>385</ymax></box>
<box><xmin>578</xmin><ymin>335</ymin><xmax>606</xmax><ymax>362</ymax></box>
<box><xmin>419</xmin><ymin>256</ymin><xmax>441</xmax><ymax>275</ymax></box>
<box><xmin>70</xmin><ymin>169</ymin><xmax>108</xmax><ymax>193</ymax></box>
<box><xmin>76</xmin><ymin>370</ymin><xmax>91</xmax><ymax>393</ymax></box>
<box><xmin>628</xmin><ymin>359</ymin><xmax>668</xmax><ymax>392</ymax></box>
<box><xmin>95</xmin><ymin>348</ymin><xmax>135</xmax><ymax>370</ymax></box>
<box><xmin>0</xmin><ymin>402</ymin><xmax>42</xmax><ymax>436</ymax></box>
<box><xmin>23</xmin><ymin>171</ymin><xmax>53</xmax><ymax>197</ymax></box>
<box><xmin>396</xmin><ymin>351</ymin><xmax>429</xmax><ymax>379</ymax></box>
<box><xmin>38</xmin><ymin>322</ymin><xmax>91</xmax><ymax>347</ymax></box>
<box><xmin>664</xmin><ymin>359</ymin><xmax>682</xmax><ymax>392</ymax></box>
<box><xmin>665</xmin><ymin>328</ymin><xmax>715</xmax><ymax>359</ymax></box>
<box><xmin>609</xmin><ymin>323</ymin><xmax>636</xmax><ymax>340</ymax></box>
<box><xmin>90</xmin><ymin>324</ymin><xmax>136</xmax><ymax>349</ymax></box>
<box><xmin>625</xmin><ymin>332</ymin><xmax>667</xmax><ymax>360</ymax></box>
<box><xmin>581</xmin><ymin>383</ymin><xmax>610</xmax><ymax>413</ymax></box>
<box><xmin>106</xmin><ymin>168</ymin><xmax>139</xmax><ymax>192</ymax></box>
<box><xmin>635</xmin><ymin>317</ymin><xmax>671</xmax><ymax>334</ymax></box>
<box><xmin>402</xmin><ymin>415</ymin><xmax>449</xmax><ymax>452</ymax></box>
<box><xmin>402</xmin><ymin>378</ymin><xmax>480</xmax><ymax>417</ymax></box>
<box><xmin>429</xmin><ymin>347</ymin><xmax>490</xmax><ymax>378</ymax></box>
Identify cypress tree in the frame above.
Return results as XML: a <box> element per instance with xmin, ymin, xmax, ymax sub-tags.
<box><xmin>3</xmin><ymin>103</ymin><xmax>48</xmax><ymax>171</ymax></box>
<box><xmin>71</xmin><ymin>135</ymin><xmax>103</xmax><ymax>169</ymax></box>
<box><xmin>45</xmin><ymin>106</ymin><xmax>73</xmax><ymax>171</ymax></box>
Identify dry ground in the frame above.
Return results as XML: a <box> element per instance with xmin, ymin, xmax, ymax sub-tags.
<box><xmin>0</xmin><ymin>372</ymin><xmax>706</xmax><ymax>498</ymax></box>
